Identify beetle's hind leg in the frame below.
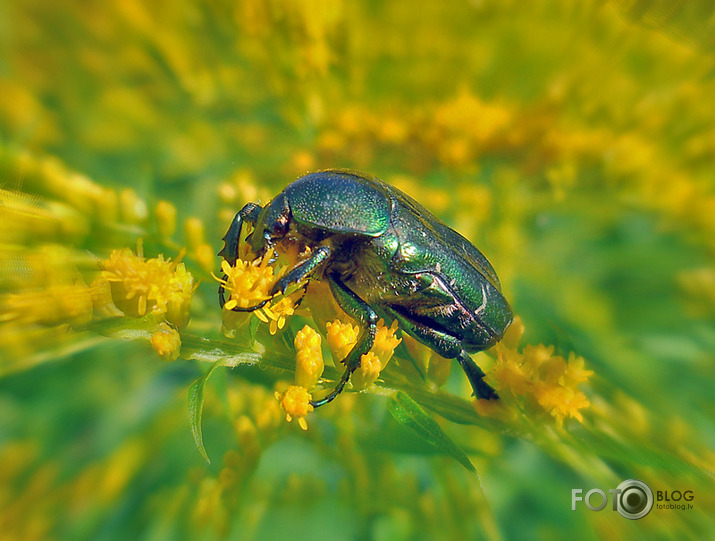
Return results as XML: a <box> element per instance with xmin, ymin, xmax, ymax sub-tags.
<box><xmin>456</xmin><ymin>349</ymin><xmax>498</xmax><ymax>400</ymax></box>
<box><xmin>310</xmin><ymin>273</ymin><xmax>378</xmax><ymax>409</ymax></box>
<box><xmin>384</xmin><ymin>306</ymin><xmax>498</xmax><ymax>400</ymax></box>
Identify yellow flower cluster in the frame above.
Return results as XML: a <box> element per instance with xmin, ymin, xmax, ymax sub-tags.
<box><xmin>0</xmin><ymin>245</ymin><xmax>94</xmax><ymax>329</ymax></box>
<box><xmin>0</xmin><ymin>187</ymin><xmax>89</xmax><ymax>246</ymax></box>
<box><xmin>274</xmin><ymin>319</ymin><xmax>401</xmax><ymax>429</ymax></box>
<box><xmin>150</xmin><ymin>322</ymin><xmax>182</xmax><ymax>362</ymax></box>
<box><xmin>316</xmin><ymin>91</ymin><xmax>514</xmax><ymax>171</ymax></box>
<box><xmin>217</xmin><ymin>255</ymin><xmax>278</xmax><ymax>312</ymax></box>
<box><xmin>275</xmin><ymin>385</ymin><xmax>314</xmax><ymax>431</ymax></box>
<box><xmin>100</xmin><ymin>245</ymin><xmax>195</xmax><ymax>328</ymax></box>
<box><xmin>294</xmin><ymin>325</ymin><xmax>324</xmax><ymax>389</ymax></box>
<box><xmin>476</xmin><ymin>317</ymin><xmax>593</xmax><ymax>425</ymax></box>
<box><xmin>325</xmin><ymin>318</ymin><xmax>401</xmax><ymax>390</ymax></box>
<box><xmin>216</xmin><ymin>248</ymin><xmax>305</xmax><ymax>336</ymax></box>
<box><xmin>217</xmin><ymin>169</ymin><xmax>272</xmax><ymax>228</ymax></box>
<box><xmin>183</xmin><ymin>217</ymin><xmax>215</xmax><ymax>275</ymax></box>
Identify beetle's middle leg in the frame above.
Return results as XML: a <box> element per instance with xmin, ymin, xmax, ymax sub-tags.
<box><xmin>271</xmin><ymin>245</ymin><xmax>331</xmax><ymax>296</ymax></box>
<box><xmin>310</xmin><ymin>272</ymin><xmax>378</xmax><ymax>408</ymax></box>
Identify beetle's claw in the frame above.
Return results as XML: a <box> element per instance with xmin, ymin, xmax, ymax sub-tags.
<box><xmin>309</xmin><ymin>368</ymin><xmax>352</xmax><ymax>408</ymax></box>
<box><xmin>229</xmin><ymin>298</ymin><xmax>271</xmax><ymax>313</ymax></box>
<box><xmin>475</xmin><ymin>383</ymin><xmax>499</xmax><ymax>401</ymax></box>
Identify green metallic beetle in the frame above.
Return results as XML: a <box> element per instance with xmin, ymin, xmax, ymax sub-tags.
<box><xmin>218</xmin><ymin>170</ymin><xmax>512</xmax><ymax>407</ymax></box>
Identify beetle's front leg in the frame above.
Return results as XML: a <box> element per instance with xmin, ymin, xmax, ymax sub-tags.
<box><xmin>310</xmin><ymin>273</ymin><xmax>378</xmax><ymax>408</ymax></box>
<box><xmin>270</xmin><ymin>245</ymin><xmax>331</xmax><ymax>296</ymax></box>
<box><xmin>222</xmin><ymin>245</ymin><xmax>331</xmax><ymax>313</ymax></box>
<box><xmin>218</xmin><ymin>203</ymin><xmax>263</xmax><ymax>309</ymax></box>
<box><xmin>218</xmin><ymin>203</ymin><xmax>262</xmax><ymax>266</ymax></box>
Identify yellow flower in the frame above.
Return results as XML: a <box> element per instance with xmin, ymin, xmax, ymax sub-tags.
<box><xmin>119</xmin><ymin>188</ymin><xmax>148</xmax><ymax>225</ymax></box>
<box><xmin>184</xmin><ymin>217</ymin><xmax>205</xmax><ymax>251</ymax></box>
<box><xmin>150</xmin><ymin>322</ymin><xmax>181</xmax><ymax>362</ymax></box>
<box><xmin>325</xmin><ymin>319</ymin><xmax>359</xmax><ymax>364</ymax></box>
<box><xmin>101</xmin><ymin>245</ymin><xmax>194</xmax><ymax>328</ymax></box>
<box><xmin>562</xmin><ymin>353</ymin><xmax>594</xmax><ymax>386</ymax></box>
<box><xmin>325</xmin><ymin>318</ymin><xmax>401</xmax><ymax>389</ymax></box>
<box><xmin>215</xmin><ymin>251</ymin><xmax>281</xmax><ymax>312</ymax></box>
<box><xmin>350</xmin><ymin>351</ymin><xmax>382</xmax><ymax>390</ymax></box>
<box><xmin>533</xmin><ymin>383</ymin><xmax>590</xmax><ymax>425</ymax></box>
<box><xmin>371</xmin><ymin>319</ymin><xmax>401</xmax><ymax>369</ymax></box>
<box><xmin>276</xmin><ymin>385</ymin><xmax>314</xmax><ymax>430</ymax></box>
<box><xmin>521</xmin><ymin>344</ymin><xmax>556</xmax><ymax>376</ymax></box>
<box><xmin>258</xmin><ymin>296</ymin><xmax>298</xmax><ymax>335</ymax></box>
<box><xmin>490</xmin><ymin>356</ymin><xmax>530</xmax><ymax>396</ymax></box>
<box><xmin>215</xmin><ymin>223</ymin><xmax>308</xmax><ymax>336</ymax></box>
<box><xmin>194</xmin><ymin>243</ymin><xmax>215</xmax><ymax>274</ymax></box>
<box><xmin>294</xmin><ymin>325</ymin><xmax>324</xmax><ymax>389</ymax></box>
<box><xmin>0</xmin><ymin>245</ymin><xmax>93</xmax><ymax>328</ymax></box>
<box><xmin>485</xmin><ymin>316</ymin><xmax>592</xmax><ymax>424</ymax></box>
<box><xmin>154</xmin><ymin>200</ymin><xmax>177</xmax><ymax>238</ymax></box>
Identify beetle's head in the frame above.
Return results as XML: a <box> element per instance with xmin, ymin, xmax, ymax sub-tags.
<box><xmin>248</xmin><ymin>193</ymin><xmax>291</xmax><ymax>253</ymax></box>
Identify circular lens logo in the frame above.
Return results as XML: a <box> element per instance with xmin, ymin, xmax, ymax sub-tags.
<box><xmin>615</xmin><ymin>479</ymin><xmax>653</xmax><ymax>520</ymax></box>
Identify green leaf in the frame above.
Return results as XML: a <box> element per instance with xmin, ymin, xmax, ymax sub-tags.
<box><xmin>187</xmin><ymin>361</ymin><xmax>222</xmax><ymax>464</ymax></box>
<box><xmin>387</xmin><ymin>391</ymin><xmax>477</xmax><ymax>475</ymax></box>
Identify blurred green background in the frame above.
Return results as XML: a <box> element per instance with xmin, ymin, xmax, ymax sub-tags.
<box><xmin>0</xmin><ymin>1</ymin><xmax>713</xmax><ymax>540</ymax></box>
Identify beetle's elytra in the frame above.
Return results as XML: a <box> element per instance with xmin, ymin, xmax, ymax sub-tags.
<box><xmin>218</xmin><ymin>170</ymin><xmax>513</xmax><ymax>407</ymax></box>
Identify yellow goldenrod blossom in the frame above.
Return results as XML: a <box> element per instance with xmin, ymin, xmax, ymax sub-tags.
<box><xmin>0</xmin><ymin>245</ymin><xmax>94</xmax><ymax>328</ymax></box>
<box><xmin>119</xmin><ymin>188</ymin><xmax>148</xmax><ymax>224</ymax></box>
<box><xmin>371</xmin><ymin>319</ymin><xmax>401</xmax><ymax>369</ymax></box>
<box><xmin>216</xmin><ymin>245</ymin><xmax>302</xmax><ymax>335</ymax></box>
<box><xmin>325</xmin><ymin>318</ymin><xmax>400</xmax><ymax>389</ymax></box>
<box><xmin>480</xmin><ymin>316</ymin><xmax>593</xmax><ymax>425</ymax></box>
<box><xmin>350</xmin><ymin>351</ymin><xmax>382</xmax><ymax>390</ymax></box>
<box><xmin>294</xmin><ymin>325</ymin><xmax>324</xmax><ymax>389</ymax></box>
<box><xmin>215</xmin><ymin>255</ymin><xmax>279</xmax><ymax>312</ymax></box>
<box><xmin>155</xmin><ymin>200</ymin><xmax>177</xmax><ymax>238</ymax></box>
<box><xmin>276</xmin><ymin>385</ymin><xmax>314</xmax><ymax>430</ymax></box>
<box><xmin>150</xmin><ymin>322</ymin><xmax>182</xmax><ymax>362</ymax></box>
<box><xmin>0</xmin><ymin>188</ymin><xmax>89</xmax><ymax>245</ymax></box>
<box><xmin>216</xmin><ymin>233</ymin><xmax>305</xmax><ymax>335</ymax></box>
<box><xmin>184</xmin><ymin>217</ymin><xmax>205</xmax><ymax>251</ymax></box>
<box><xmin>325</xmin><ymin>319</ymin><xmax>359</xmax><ymax>363</ymax></box>
<box><xmin>101</xmin><ymin>246</ymin><xmax>195</xmax><ymax>328</ymax></box>
<box><xmin>194</xmin><ymin>243</ymin><xmax>215</xmax><ymax>274</ymax></box>
<box><xmin>256</xmin><ymin>295</ymin><xmax>299</xmax><ymax>335</ymax></box>
<box><xmin>533</xmin><ymin>383</ymin><xmax>591</xmax><ymax>424</ymax></box>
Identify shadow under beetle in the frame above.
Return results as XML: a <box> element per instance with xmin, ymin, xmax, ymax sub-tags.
<box><xmin>218</xmin><ymin>170</ymin><xmax>513</xmax><ymax>408</ymax></box>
